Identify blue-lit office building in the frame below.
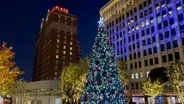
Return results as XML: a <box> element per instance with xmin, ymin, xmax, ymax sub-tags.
<box><xmin>100</xmin><ymin>0</ymin><xmax>184</xmax><ymax>103</ymax></box>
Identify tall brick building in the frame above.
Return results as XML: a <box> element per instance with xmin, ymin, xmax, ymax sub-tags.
<box><xmin>33</xmin><ymin>6</ymin><xmax>81</xmax><ymax>81</ymax></box>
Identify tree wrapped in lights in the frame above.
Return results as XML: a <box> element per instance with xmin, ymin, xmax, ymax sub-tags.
<box><xmin>169</xmin><ymin>62</ymin><xmax>184</xmax><ymax>103</ymax></box>
<box><xmin>0</xmin><ymin>42</ymin><xmax>24</xmax><ymax>95</ymax></box>
<box><xmin>61</xmin><ymin>57</ymin><xmax>89</xmax><ymax>103</ymax></box>
<box><xmin>80</xmin><ymin>18</ymin><xmax>127</xmax><ymax>104</ymax></box>
<box><xmin>142</xmin><ymin>79</ymin><xmax>163</xmax><ymax>104</ymax></box>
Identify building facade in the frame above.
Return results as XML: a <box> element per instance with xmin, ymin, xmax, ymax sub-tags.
<box><xmin>33</xmin><ymin>6</ymin><xmax>80</xmax><ymax>81</ymax></box>
<box><xmin>100</xmin><ymin>0</ymin><xmax>184</xmax><ymax>103</ymax></box>
<box><xmin>12</xmin><ymin>80</ymin><xmax>61</xmax><ymax>104</ymax></box>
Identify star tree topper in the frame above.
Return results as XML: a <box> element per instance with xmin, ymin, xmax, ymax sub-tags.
<box><xmin>98</xmin><ymin>17</ymin><xmax>105</xmax><ymax>27</ymax></box>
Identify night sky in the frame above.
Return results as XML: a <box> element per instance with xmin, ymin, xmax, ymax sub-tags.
<box><xmin>0</xmin><ymin>0</ymin><xmax>109</xmax><ymax>81</ymax></box>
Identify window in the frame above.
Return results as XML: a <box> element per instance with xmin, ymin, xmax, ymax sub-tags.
<box><xmin>139</xmin><ymin>61</ymin><xmax>141</xmax><ymax>68</ymax></box>
<box><xmin>64</xmin><ymin>35</ymin><xmax>67</xmax><ymax>39</ymax></box>
<box><xmin>144</xmin><ymin>50</ymin><xmax>147</xmax><ymax>56</ymax></box>
<box><xmin>57</xmin><ymin>39</ymin><xmax>60</xmax><ymax>43</ymax></box>
<box><xmin>142</xmin><ymin>30</ymin><xmax>145</xmax><ymax>36</ymax></box>
<box><xmin>134</xmin><ymin>53</ymin><xmax>136</xmax><ymax>59</ymax></box>
<box><xmin>178</xmin><ymin>14</ymin><xmax>184</xmax><ymax>22</ymax></box>
<box><xmin>161</xmin><ymin>44</ymin><xmax>165</xmax><ymax>51</ymax></box>
<box><xmin>56</xmin><ymin>44</ymin><xmax>59</xmax><ymax>48</ymax></box>
<box><xmin>163</xmin><ymin>20</ymin><xmax>168</xmax><ymax>28</ymax></box>
<box><xmin>162</xmin><ymin>10</ymin><xmax>166</xmax><ymax>16</ymax></box>
<box><xmin>150</xmin><ymin>59</ymin><xmax>153</xmax><ymax>65</ymax></box>
<box><xmin>138</xmin><ymin>52</ymin><xmax>141</xmax><ymax>58</ymax></box>
<box><xmin>152</xmin><ymin>36</ymin><xmax>156</xmax><ymax>43</ymax></box>
<box><xmin>57</xmin><ymin>34</ymin><xmax>60</xmax><ymax>38</ymax></box>
<box><xmin>149</xmin><ymin>7</ymin><xmax>152</xmax><ymax>14</ymax></box>
<box><xmin>63</xmin><ymin>46</ymin><xmax>66</xmax><ymax>49</ymax></box>
<box><xmin>70</xmin><ymin>47</ymin><xmax>72</xmax><ymax>50</ymax></box>
<box><xmin>70</xmin><ymin>52</ymin><xmax>72</xmax><ymax>55</ymax></box>
<box><xmin>155</xmin><ymin>57</ymin><xmax>159</xmax><ymax>64</ymax></box>
<box><xmin>70</xmin><ymin>42</ymin><xmax>73</xmax><ymax>45</ymax></box>
<box><xmin>63</xmin><ymin>51</ymin><xmax>66</xmax><ymax>54</ymax></box>
<box><xmin>148</xmin><ymin>0</ymin><xmax>151</xmax><ymax>4</ymax></box>
<box><xmin>180</xmin><ymin>25</ymin><xmax>184</xmax><ymax>33</ymax></box>
<box><xmin>153</xmin><ymin>47</ymin><xmax>157</xmax><ymax>53</ymax></box>
<box><xmin>56</xmin><ymin>55</ymin><xmax>59</xmax><ymax>59</ymax></box>
<box><xmin>134</xmin><ymin>7</ymin><xmax>137</xmax><ymax>13</ymax></box>
<box><xmin>143</xmin><ymin>40</ymin><xmax>146</xmax><ymax>46</ymax></box>
<box><xmin>162</xmin><ymin>55</ymin><xmax>167</xmax><ymax>63</ymax></box>
<box><xmin>56</xmin><ymin>50</ymin><xmax>59</xmax><ymax>54</ymax></box>
<box><xmin>151</xmin><ymin>26</ymin><xmax>155</xmax><ymax>33</ymax></box>
<box><xmin>134</xmin><ymin>62</ymin><xmax>137</xmax><ymax>69</ymax></box>
<box><xmin>130</xmin><ymin>63</ymin><xmax>133</xmax><ymax>69</ymax></box>
<box><xmin>158</xmin><ymin>23</ymin><xmax>162</xmax><ymax>30</ymax></box>
<box><xmin>148</xmin><ymin>48</ymin><xmax>152</xmax><ymax>55</ymax></box>
<box><xmin>165</xmin><ymin>31</ymin><xmax>169</xmax><ymax>38</ymax></box>
<box><xmin>137</xmin><ymin>42</ymin><xmax>140</xmax><ymax>48</ymax></box>
<box><xmin>139</xmin><ymin>4</ymin><xmax>142</xmax><ymax>10</ymax></box>
<box><xmin>172</xmin><ymin>40</ymin><xmax>178</xmax><ymax>48</ymax></box>
<box><xmin>129</xmin><ymin>54</ymin><xmax>132</xmax><ymax>60</ymax></box>
<box><xmin>169</xmin><ymin>18</ymin><xmax>174</xmax><ymax>25</ymax></box>
<box><xmin>175</xmin><ymin>52</ymin><xmax>180</xmax><ymax>60</ymax></box>
<box><xmin>136</xmin><ymin>33</ymin><xmax>139</xmax><ymax>39</ymax></box>
<box><xmin>168</xmin><ymin>54</ymin><xmax>173</xmax><ymax>61</ymax></box>
<box><xmin>62</xmin><ymin>56</ymin><xmax>66</xmax><ymax>60</ymax></box>
<box><xmin>147</xmin><ymin>38</ymin><xmax>151</xmax><ymax>44</ymax></box>
<box><xmin>159</xmin><ymin>33</ymin><xmax>164</xmax><ymax>40</ymax></box>
<box><xmin>146</xmin><ymin>28</ymin><xmax>150</xmax><ymax>35</ymax></box>
<box><xmin>166</xmin><ymin>42</ymin><xmax>171</xmax><ymax>50</ymax></box>
<box><xmin>136</xmin><ymin>73</ymin><xmax>139</xmax><ymax>79</ymax></box>
<box><xmin>131</xmin><ymin>83</ymin><xmax>134</xmax><ymax>89</ymax></box>
<box><xmin>144</xmin><ymin>60</ymin><xmax>148</xmax><ymax>66</ymax></box>
<box><xmin>171</xmin><ymin>29</ymin><xmax>176</xmax><ymax>37</ymax></box>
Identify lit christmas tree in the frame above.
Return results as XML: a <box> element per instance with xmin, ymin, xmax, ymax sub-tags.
<box><xmin>80</xmin><ymin>18</ymin><xmax>127</xmax><ymax>104</ymax></box>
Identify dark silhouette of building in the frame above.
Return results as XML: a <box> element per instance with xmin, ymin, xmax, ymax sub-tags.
<box><xmin>33</xmin><ymin>6</ymin><xmax>80</xmax><ymax>81</ymax></box>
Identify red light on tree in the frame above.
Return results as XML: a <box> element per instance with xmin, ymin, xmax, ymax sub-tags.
<box><xmin>51</xmin><ymin>6</ymin><xmax>68</xmax><ymax>14</ymax></box>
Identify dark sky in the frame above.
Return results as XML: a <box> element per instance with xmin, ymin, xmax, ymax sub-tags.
<box><xmin>0</xmin><ymin>0</ymin><xmax>109</xmax><ymax>81</ymax></box>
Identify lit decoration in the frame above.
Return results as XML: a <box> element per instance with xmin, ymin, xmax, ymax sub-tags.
<box><xmin>0</xmin><ymin>42</ymin><xmax>24</xmax><ymax>95</ymax></box>
<box><xmin>80</xmin><ymin>17</ymin><xmax>127</xmax><ymax>103</ymax></box>
<box><xmin>51</xmin><ymin>6</ymin><xmax>68</xmax><ymax>14</ymax></box>
<box><xmin>169</xmin><ymin>62</ymin><xmax>184</xmax><ymax>103</ymax></box>
<box><xmin>142</xmin><ymin>79</ymin><xmax>163</xmax><ymax>104</ymax></box>
<box><xmin>60</xmin><ymin>57</ymin><xmax>89</xmax><ymax>104</ymax></box>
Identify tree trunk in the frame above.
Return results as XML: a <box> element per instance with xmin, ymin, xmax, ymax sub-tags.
<box><xmin>144</xmin><ymin>96</ymin><xmax>148</xmax><ymax>104</ymax></box>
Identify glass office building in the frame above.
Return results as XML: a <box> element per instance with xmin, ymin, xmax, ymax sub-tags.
<box><xmin>100</xmin><ymin>0</ymin><xmax>184</xmax><ymax>103</ymax></box>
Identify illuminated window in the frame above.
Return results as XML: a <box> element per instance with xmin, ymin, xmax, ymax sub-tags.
<box><xmin>70</xmin><ymin>52</ymin><xmax>72</xmax><ymax>55</ymax></box>
<box><xmin>135</xmin><ymin>73</ymin><xmax>139</xmax><ymax>79</ymax></box>
<box><xmin>63</xmin><ymin>51</ymin><xmax>66</xmax><ymax>54</ymax></box>
<box><xmin>146</xmin><ymin>71</ymin><xmax>149</xmax><ymax>77</ymax></box>
<box><xmin>63</xmin><ymin>46</ymin><xmax>66</xmax><ymax>49</ymax></box>
<box><xmin>57</xmin><ymin>39</ymin><xmax>60</xmax><ymax>43</ymax></box>
<box><xmin>56</xmin><ymin>50</ymin><xmax>59</xmax><ymax>53</ymax></box>
<box><xmin>70</xmin><ymin>42</ymin><xmax>73</xmax><ymax>45</ymax></box>
<box><xmin>56</xmin><ymin>55</ymin><xmax>59</xmax><ymax>59</ymax></box>
<box><xmin>70</xmin><ymin>47</ymin><xmax>72</xmax><ymax>50</ymax></box>
<box><xmin>140</xmin><ymin>72</ymin><xmax>143</xmax><ymax>78</ymax></box>
<box><xmin>131</xmin><ymin>74</ymin><xmax>134</xmax><ymax>79</ymax></box>
<box><xmin>71</xmin><ymin>32</ymin><xmax>73</xmax><ymax>36</ymax></box>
